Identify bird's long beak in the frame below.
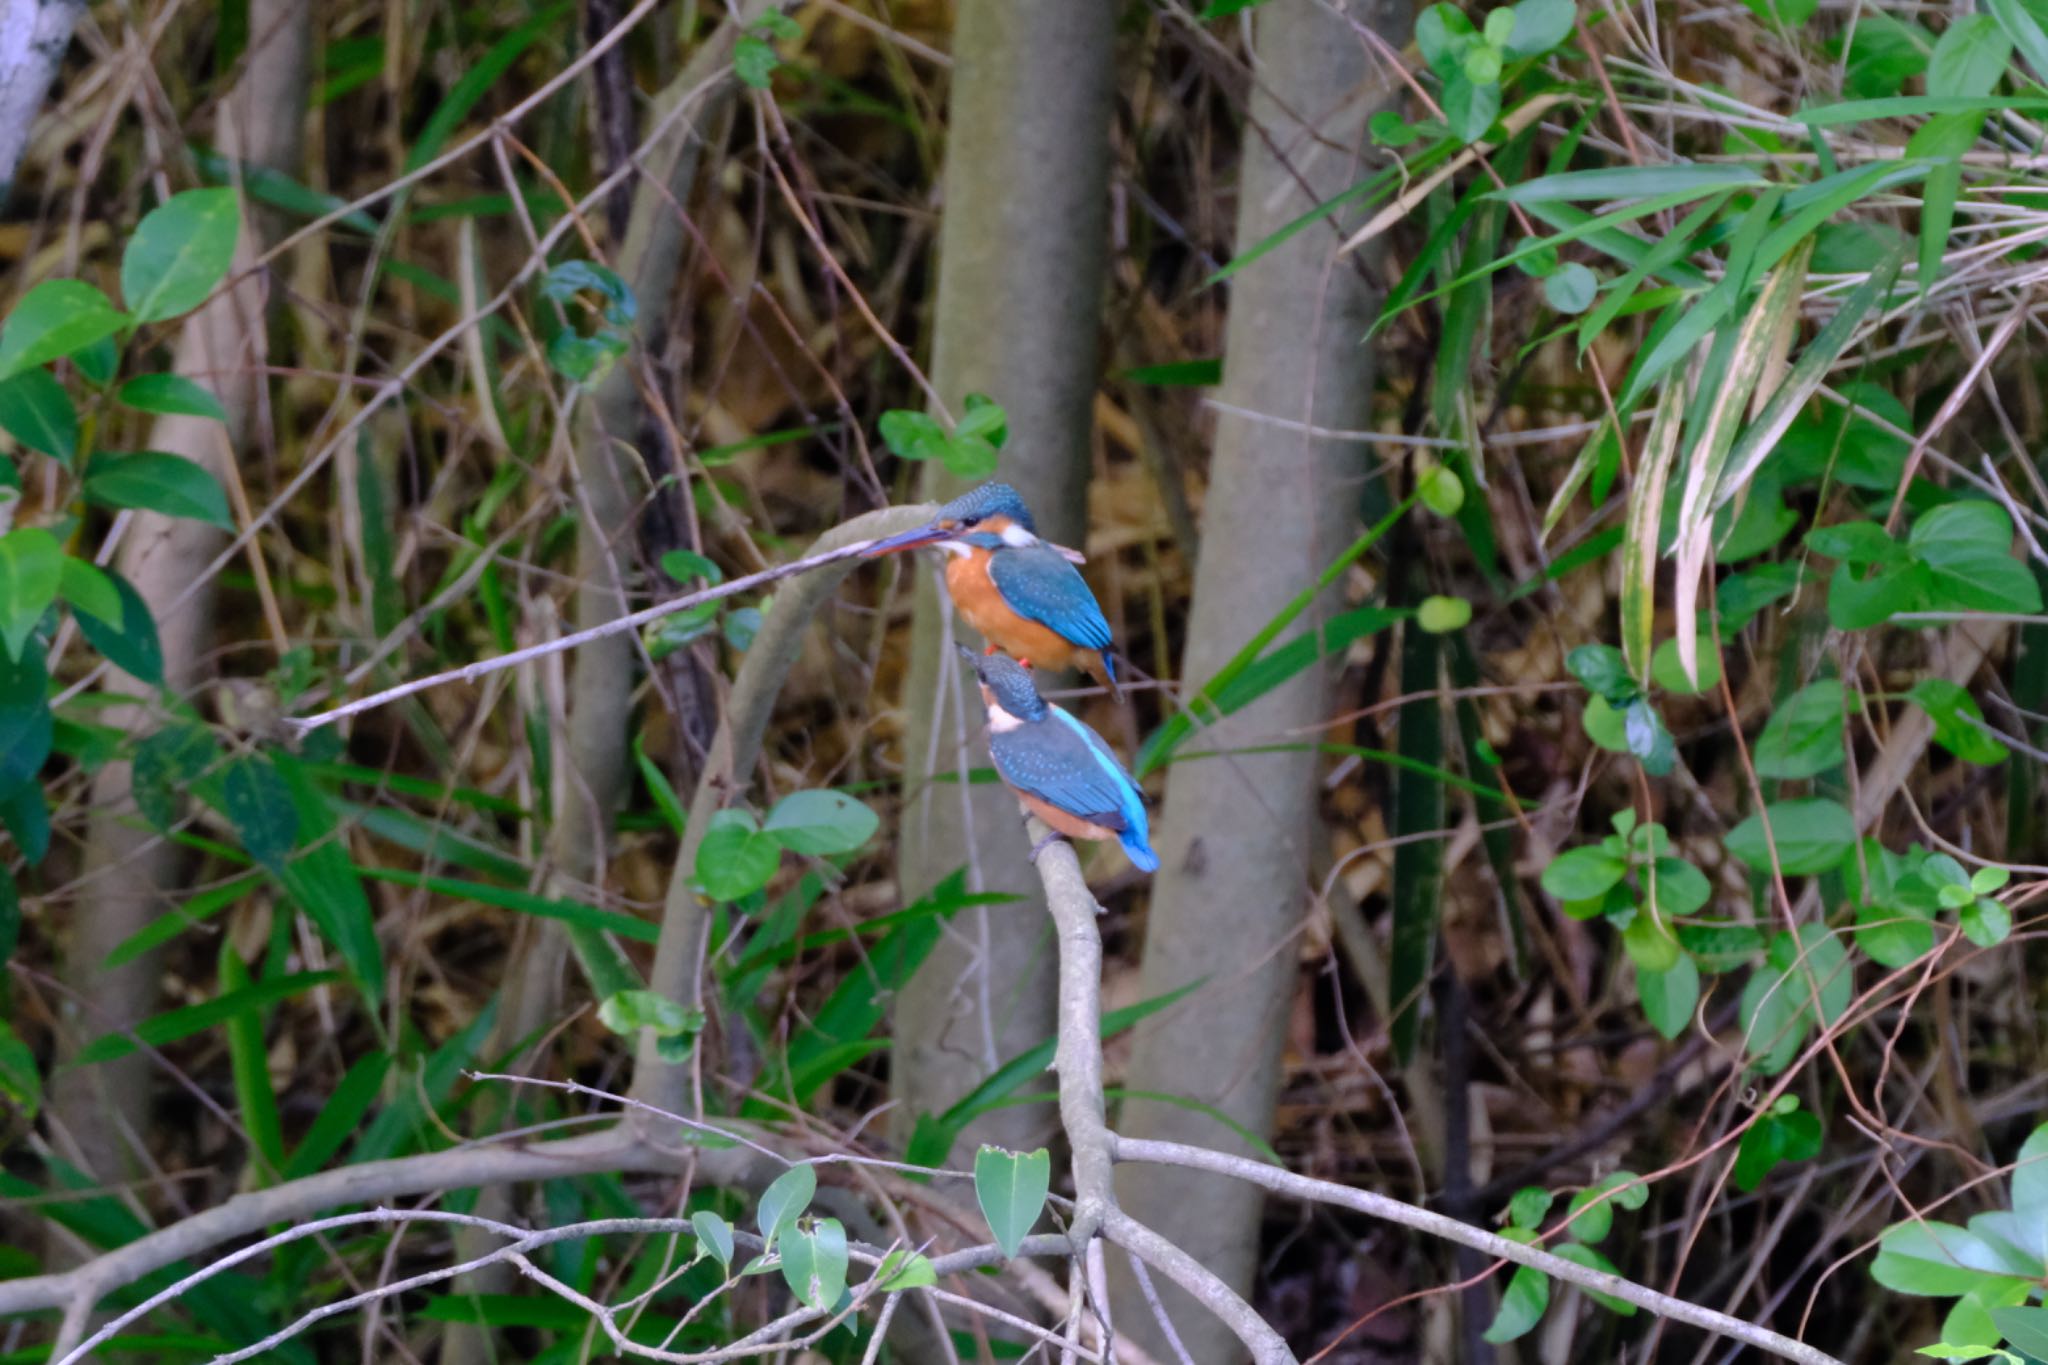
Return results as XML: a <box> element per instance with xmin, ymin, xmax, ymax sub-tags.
<box><xmin>861</xmin><ymin>521</ymin><xmax>952</xmax><ymax>557</ymax></box>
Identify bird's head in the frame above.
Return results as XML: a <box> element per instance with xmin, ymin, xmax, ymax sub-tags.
<box><xmin>958</xmin><ymin>645</ymin><xmax>1049</xmax><ymax>724</ymax></box>
<box><xmin>862</xmin><ymin>482</ymin><xmax>1041</xmax><ymax>558</ymax></box>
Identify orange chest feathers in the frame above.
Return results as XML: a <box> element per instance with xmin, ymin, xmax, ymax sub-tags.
<box><xmin>946</xmin><ymin>549</ymin><xmax>1075</xmax><ymax>664</ymax></box>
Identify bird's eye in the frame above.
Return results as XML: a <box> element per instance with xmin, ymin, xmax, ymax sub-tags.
<box><xmin>959</xmin><ymin>515</ymin><xmax>982</xmax><ymax>528</ymax></box>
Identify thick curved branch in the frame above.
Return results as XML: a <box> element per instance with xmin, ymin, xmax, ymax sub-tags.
<box><xmin>1026</xmin><ymin>820</ymin><xmax>1847</xmax><ymax>1365</ymax></box>
<box><xmin>0</xmin><ymin>1126</ymin><xmax>774</xmax><ymax>1320</ymax></box>
<box><xmin>631</xmin><ymin>503</ymin><xmax>936</xmax><ymax>1114</ymax></box>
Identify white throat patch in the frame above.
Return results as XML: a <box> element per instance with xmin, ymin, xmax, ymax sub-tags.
<box><xmin>986</xmin><ymin>703</ymin><xmax>1027</xmax><ymax>733</ymax></box>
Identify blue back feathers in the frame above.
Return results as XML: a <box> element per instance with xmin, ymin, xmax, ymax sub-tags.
<box><xmin>987</xmin><ymin>546</ymin><xmax>1115</xmax><ymax>653</ymax></box>
<box><xmin>966</xmin><ymin>651</ymin><xmax>1157</xmax><ymax>871</ymax></box>
<box><xmin>937</xmin><ymin>482</ymin><xmax>1035</xmax><ymax>534</ymax></box>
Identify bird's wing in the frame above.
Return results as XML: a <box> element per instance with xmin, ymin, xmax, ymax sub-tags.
<box><xmin>987</xmin><ymin>546</ymin><xmax>1113</xmax><ymax>649</ymax></box>
<box><xmin>989</xmin><ymin>716</ymin><xmax>1131</xmax><ymax>829</ymax></box>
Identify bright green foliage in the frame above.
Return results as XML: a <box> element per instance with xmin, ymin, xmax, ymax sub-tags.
<box><xmin>695</xmin><ymin>788</ymin><xmax>879</xmax><ymax>902</ymax></box>
<box><xmin>1485</xmin><ymin>1170</ymin><xmax>1645</xmax><ymax>1341</ymax></box>
<box><xmin>974</xmin><ymin>1145</ymin><xmax>1051</xmax><ymax>1259</ymax></box>
<box><xmin>879</xmin><ymin>393</ymin><xmax>1007</xmax><ymax>478</ymax></box>
<box><xmin>539</xmin><ymin>259</ymin><xmax>635</xmax><ymax>382</ymax></box>
<box><xmin>778</xmin><ymin>1216</ymin><xmax>848</xmax><ymax>1310</ymax></box>
<box><xmin>1416</xmin><ymin>0</ymin><xmax>1574</xmax><ymax>143</ymax></box>
<box><xmin>754</xmin><ymin>1164</ymin><xmax>816</xmax><ymax>1252</ymax></box>
<box><xmin>1734</xmin><ymin>1094</ymin><xmax>1823</xmax><ymax>1190</ymax></box>
<box><xmin>122</xmin><ymin>189</ymin><xmax>240</xmax><ymax>323</ymax></box>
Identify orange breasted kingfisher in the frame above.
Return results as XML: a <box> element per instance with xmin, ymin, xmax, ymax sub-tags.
<box><xmin>863</xmin><ymin>482</ymin><xmax>1122</xmax><ymax>700</ymax></box>
<box><xmin>962</xmin><ymin>647</ymin><xmax>1157</xmax><ymax>872</ymax></box>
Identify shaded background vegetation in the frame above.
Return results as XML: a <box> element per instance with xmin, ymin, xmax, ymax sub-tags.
<box><xmin>2</xmin><ymin>0</ymin><xmax>2047</xmax><ymax>1361</ymax></box>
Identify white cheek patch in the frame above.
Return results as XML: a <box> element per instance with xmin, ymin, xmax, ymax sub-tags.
<box><xmin>986</xmin><ymin>704</ymin><xmax>1026</xmax><ymax>733</ymax></box>
<box><xmin>998</xmin><ymin>522</ymin><xmax>1036</xmax><ymax>548</ymax></box>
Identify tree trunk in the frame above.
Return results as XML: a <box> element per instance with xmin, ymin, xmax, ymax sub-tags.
<box><xmin>1109</xmin><ymin>1</ymin><xmax>1406</xmax><ymax>1356</ymax></box>
<box><xmin>0</xmin><ymin>0</ymin><xmax>83</xmax><ymax>204</ymax></box>
<box><xmin>45</xmin><ymin>0</ymin><xmax>311</xmax><ymax>1210</ymax></box>
<box><xmin>886</xmin><ymin>0</ymin><xmax>1117</xmax><ymax>1161</ymax></box>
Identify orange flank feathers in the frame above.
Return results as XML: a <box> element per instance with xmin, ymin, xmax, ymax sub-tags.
<box><xmin>946</xmin><ymin>550</ymin><xmax>1119</xmax><ymax>696</ymax></box>
<box><xmin>1018</xmin><ymin>792</ymin><xmax>1122</xmax><ymax>844</ymax></box>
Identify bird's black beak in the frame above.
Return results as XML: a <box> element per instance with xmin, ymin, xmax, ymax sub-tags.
<box><xmin>862</xmin><ymin>520</ymin><xmax>953</xmax><ymax>557</ymax></box>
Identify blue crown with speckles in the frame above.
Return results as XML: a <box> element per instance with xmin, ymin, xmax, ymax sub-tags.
<box><xmin>960</xmin><ymin>646</ymin><xmax>1049</xmax><ymax>719</ymax></box>
<box><xmin>936</xmin><ymin>482</ymin><xmax>1035</xmax><ymax>534</ymax></box>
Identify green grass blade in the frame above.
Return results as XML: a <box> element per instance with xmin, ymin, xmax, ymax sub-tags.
<box><xmin>75</xmin><ymin>972</ymin><xmax>340</xmax><ymax>1065</ymax></box>
<box><xmin>219</xmin><ymin>942</ymin><xmax>286</xmax><ymax>1179</ymax></box>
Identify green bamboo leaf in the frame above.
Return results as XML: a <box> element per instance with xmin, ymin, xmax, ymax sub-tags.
<box><xmin>75</xmin><ymin>970</ymin><xmax>339</xmax><ymax>1064</ymax></box>
<box><xmin>1669</xmin><ymin>238</ymin><xmax>1813</xmax><ymax>688</ymax></box>
<box><xmin>1712</xmin><ymin>243</ymin><xmax>1904</xmax><ymax>516</ymax></box>
<box><xmin>219</xmin><ymin>943</ymin><xmax>285</xmax><ymax>1177</ymax></box>
<box><xmin>1621</xmin><ymin>384</ymin><xmax>1686</xmax><ymax>683</ymax></box>
<box><xmin>1490</xmin><ymin>163</ymin><xmax>1766</xmax><ymax>204</ymax></box>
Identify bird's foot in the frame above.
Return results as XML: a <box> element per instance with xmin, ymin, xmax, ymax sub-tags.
<box><xmin>1027</xmin><ymin>830</ymin><xmax>1066</xmax><ymax>863</ymax></box>
<box><xmin>1016</xmin><ymin>657</ymin><xmax>1034</xmax><ymax>670</ymax></box>
<box><xmin>982</xmin><ymin>642</ymin><xmax>998</xmax><ymax>656</ymax></box>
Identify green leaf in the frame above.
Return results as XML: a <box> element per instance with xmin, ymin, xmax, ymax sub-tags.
<box><xmin>876</xmin><ymin>1248</ymin><xmax>938</xmax><ymax>1291</ymax></box>
<box><xmin>1506</xmin><ymin>0</ymin><xmax>1573</xmax><ymax>54</ymax></box>
<box><xmin>0</xmin><ymin>1016</ymin><xmax>38</xmax><ymax>1118</ymax></box>
<box><xmin>1753</xmin><ymin>679</ymin><xmax>1845</xmax><ymax>778</ymax></box>
<box><xmin>0</xmin><ymin>367</ymin><xmax>78</xmax><ymax>463</ymax></box>
<box><xmin>218</xmin><ymin>944</ymin><xmax>285</xmax><ymax>1176</ymax></box>
<box><xmin>272</xmin><ymin>755</ymin><xmax>382</xmax><ymax>1006</ymax></box>
<box><xmin>779</xmin><ymin>1217</ymin><xmax>848</xmax><ymax>1311</ymax></box>
<box><xmin>1928</xmin><ymin>15</ymin><xmax>2013</xmax><ymax>97</ymax></box>
<box><xmin>1908</xmin><ymin>678</ymin><xmax>2008</xmax><ymax>765</ymax></box>
<box><xmin>696</xmin><ymin>807</ymin><xmax>781</xmax><ymax>900</ymax></box>
<box><xmin>1725</xmin><ymin>798</ymin><xmax>1855</xmax><ymax>875</ymax></box>
<box><xmin>0</xmin><ymin>280</ymin><xmax>128</xmax><ymax>380</ymax></box>
<box><xmin>1651</xmin><ymin>637</ymin><xmax>1720</xmax><ymax>696</ymax></box>
<box><xmin>1443</xmin><ymin>72</ymin><xmax>1501</xmax><ymax>144</ymax></box>
<box><xmin>1807</xmin><ymin>520</ymin><xmax>1903</xmax><ymax>566</ymax></box>
<box><xmin>756</xmin><ymin>1165</ymin><xmax>815</xmax><ymax>1249</ymax></box>
<box><xmin>974</xmin><ymin>1145</ymin><xmax>1051</xmax><ymax>1259</ymax></box>
<box><xmin>58</xmin><ymin>557</ymin><xmax>121</xmax><ymax>626</ymax></box>
<box><xmin>1494</xmin><ymin>164</ymin><xmax>1766</xmax><ymax>204</ymax></box>
<box><xmin>1733</xmin><ymin>1100</ymin><xmax>1823</xmax><ymax>1191</ymax></box>
<box><xmin>762</xmin><ymin>789</ymin><xmax>879</xmax><ymax>856</ymax></box>
<box><xmin>2009</xmin><ymin>1123</ymin><xmax>2048</xmax><ymax>1224</ymax></box>
<box><xmin>219</xmin><ymin>756</ymin><xmax>297</xmax><ymax>870</ymax></box>
<box><xmin>280</xmin><ymin>1050</ymin><xmax>389</xmax><ymax>1179</ymax></box>
<box><xmin>83</xmin><ymin>451</ymin><xmax>234</xmax><ymax>528</ymax></box>
<box><xmin>1507</xmin><ymin>1186</ymin><xmax>1554</xmax><ymax>1229</ymax></box>
<box><xmin>1961</xmin><ymin>896</ymin><xmax>2011</xmax><ymax>948</ymax></box>
<box><xmin>659</xmin><ymin>548</ymin><xmax>722</xmax><ymax>586</ymax></box>
<box><xmin>878</xmin><ymin>409</ymin><xmax>947</xmax><ymax>461</ymax></box>
<box><xmin>1482</xmin><ymin>1262</ymin><xmax>1550</xmax><ymax>1342</ymax></box>
<box><xmin>75</xmin><ymin>970</ymin><xmax>339</xmax><ymax>1064</ymax></box>
<box><xmin>1544</xmin><ymin>261</ymin><xmax>1597</xmax><ymax>313</ymax></box>
<box><xmin>691</xmin><ymin>1210</ymin><xmax>734</xmax><ymax>1271</ymax></box>
<box><xmin>0</xmin><ymin>529</ymin><xmax>60</xmax><ymax>661</ymax></box>
<box><xmin>734</xmin><ymin>34</ymin><xmax>778</xmax><ymax>88</ymax></box>
<box><xmin>1993</xmin><ymin>1306</ymin><xmax>2048</xmax><ymax>1358</ymax></box>
<box><xmin>1991</xmin><ymin>0</ymin><xmax>2048</xmax><ymax>84</ymax></box>
<box><xmin>131</xmin><ymin>723</ymin><xmax>216</xmax><ymax>829</ymax></box>
<box><xmin>122</xmin><ymin>189</ymin><xmax>241</xmax><ymax>323</ymax></box>
<box><xmin>1418</xmin><ymin>459</ymin><xmax>1466</xmax><ymax>516</ymax></box>
<box><xmin>115</xmin><ymin>373</ymin><xmax>229</xmax><ymax>423</ymax></box>
<box><xmin>1553</xmin><ymin>1242</ymin><xmax>1637</xmax><ymax>1315</ymax></box>
<box><xmin>1638</xmin><ymin>954</ymin><xmax>1700</xmax><ymax>1039</ymax></box>
<box><xmin>0</xmin><ymin>870</ymin><xmax>16</xmax><ymax>964</ymax></box>
<box><xmin>1910</xmin><ymin>501</ymin><xmax>2043</xmax><ymax>615</ymax></box>
<box><xmin>537</xmin><ymin>259</ymin><xmax>636</xmax><ymax>327</ymax></box>
<box><xmin>1416</xmin><ymin>594</ymin><xmax>1472</xmax><ymax>633</ymax></box>
<box><xmin>1566</xmin><ymin>644</ymin><xmax>1633</xmax><ymax>703</ymax></box>
<box><xmin>596</xmin><ymin>989</ymin><xmax>701</xmax><ymax>1040</ymax></box>
<box><xmin>1875</xmin><ymin>1222</ymin><xmax>2029</xmax><ymax>1297</ymax></box>
<box><xmin>1740</xmin><ymin>925</ymin><xmax>1853</xmax><ymax>1073</ymax></box>
<box><xmin>1623</xmin><ymin>699</ymin><xmax>1676</xmax><ymax>776</ymax></box>
<box><xmin>76</xmin><ymin>570</ymin><xmax>164</xmax><ymax>685</ymax></box>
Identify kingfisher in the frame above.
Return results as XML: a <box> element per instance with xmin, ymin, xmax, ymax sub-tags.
<box><xmin>962</xmin><ymin>647</ymin><xmax>1157</xmax><ymax>873</ymax></box>
<box><xmin>863</xmin><ymin>482</ymin><xmax>1122</xmax><ymax>700</ymax></box>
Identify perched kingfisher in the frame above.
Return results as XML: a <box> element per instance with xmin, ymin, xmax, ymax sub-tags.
<box><xmin>962</xmin><ymin>648</ymin><xmax>1157</xmax><ymax>873</ymax></box>
<box><xmin>864</xmin><ymin>482</ymin><xmax>1122</xmax><ymax>700</ymax></box>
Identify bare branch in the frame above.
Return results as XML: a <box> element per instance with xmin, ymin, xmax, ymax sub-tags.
<box><xmin>1110</xmin><ymin>1136</ymin><xmax>1847</xmax><ymax>1365</ymax></box>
